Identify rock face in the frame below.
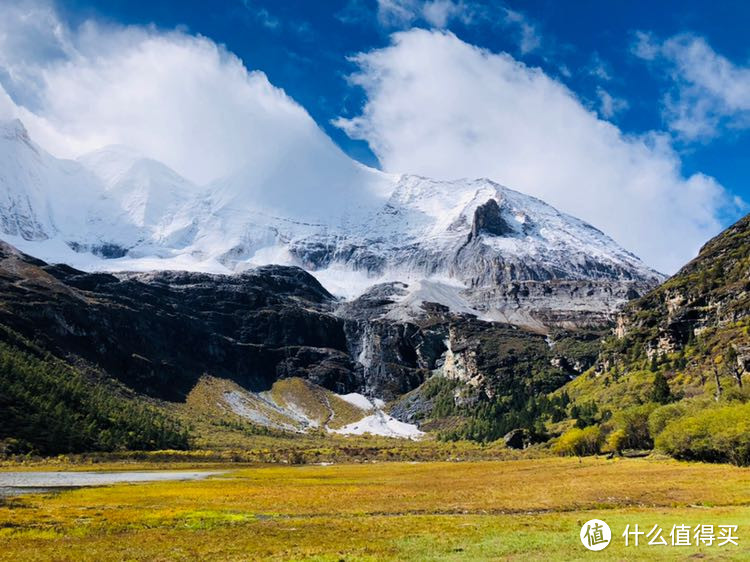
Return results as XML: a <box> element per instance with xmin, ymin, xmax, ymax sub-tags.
<box><xmin>0</xmin><ymin>240</ymin><xmax>601</xmax><ymax>406</ymax></box>
<box><xmin>468</xmin><ymin>198</ymin><xmax>513</xmax><ymax>240</ymax></box>
<box><xmin>613</xmin><ymin>214</ymin><xmax>750</xmax><ymax>356</ymax></box>
<box><xmin>565</xmin><ymin>213</ymin><xmax>750</xmax><ymax>458</ymax></box>
<box><xmin>0</xmin><ymin>242</ymin><xmax>357</xmax><ymax>400</ymax></box>
<box><xmin>279</xmin><ymin>176</ymin><xmax>662</xmax><ymax>330</ymax></box>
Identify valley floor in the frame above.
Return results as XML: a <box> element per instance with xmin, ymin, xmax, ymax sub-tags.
<box><xmin>1</xmin><ymin>457</ymin><xmax>750</xmax><ymax>560</ymax></box>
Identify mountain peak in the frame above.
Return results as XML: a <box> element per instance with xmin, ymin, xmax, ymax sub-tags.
<box><xmin>79</xmin><ymin>144</ymin><xmax>145</xmax><ymax>165</ymax></box>
<box><xmin>0</xmin><ymin>119</ymin><xmax>33</xmax><ymax>151</ymax></box>
<box><xmin>0</xmin><ymin>118</ymin><xmax>27</xmax><ymax>137</ymax></box>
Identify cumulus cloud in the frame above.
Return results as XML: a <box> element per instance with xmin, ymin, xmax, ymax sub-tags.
<box><xmin>0</xmin><ymin>0</ymin><xmax>332</xmax><ymax>185</ymax></box>
<box><xmin>0</xmin><ymin>3</ymin><xmax>740</xmax><ymax>273</ymax></box>
<box><xmin>633</xmin><ymin>32</ymin><xmax>750</xmax><ymax>140</ymax></box>
<box><xmin>335</xmin><ymin>29</ymin><xmax>737</xmax><ymax>272</ymax></box>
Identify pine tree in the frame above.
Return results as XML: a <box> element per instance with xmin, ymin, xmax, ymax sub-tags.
<box><xmin>651</xmin><ymin>372</ymin><xmax>672</xmax><ymax>404</ymax></box>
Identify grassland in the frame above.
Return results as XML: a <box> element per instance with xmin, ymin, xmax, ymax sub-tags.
<box><xmin>2</xmin><ymin>457</ymin><xmax>750</xmax><ymax>560</ymax></box>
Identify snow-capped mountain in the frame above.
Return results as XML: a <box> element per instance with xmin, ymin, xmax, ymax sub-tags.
<box><xmin>0</xmin><ymin>119</ymin><xmax>193</xmax><ymax>256</ymax></box>
<box><xmin>0</xmin><ymin>119</ymin><xmax>103</xmax><ymax>242</ymax></box>
<box><xmin>0</xmin><ymin>118</ymin><xmax>662</xmax><ymax>329</ymax></box>
<box><xmin>79</xmin><ymin>145</ymin><xmax>201</xmax><ymax>230</ymax></box>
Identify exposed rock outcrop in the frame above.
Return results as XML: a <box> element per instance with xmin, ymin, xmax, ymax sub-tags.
<box><xmin>468</xmin><ymin>198</ymin><xmax>513</xmax><ymax>241</ymax></box>
<box><xmin>0</xmin><ymin>241</ymin><xmax>357</xmax><ymax>400</ymax></box>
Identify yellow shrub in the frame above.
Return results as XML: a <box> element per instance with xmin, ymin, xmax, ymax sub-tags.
<box><xmin>604</xmin><ymin>429</ymin><xmax>626</xmax><ymax>454</ymax></box>
<box><xmin>656</xmin><ymin>403</ymin><xmax>750</xmax><ymax>465</ymax></box>
<box><xmin>553</xmin><ymin>426</ymin><xmax>602</xmax><ymax>456</ymax></box>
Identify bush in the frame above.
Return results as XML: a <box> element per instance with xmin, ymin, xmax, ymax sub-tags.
<box><xmin>571</xmin><ymin>401</ymin><xmax>600</xmax><ymax>428</ymax></box>
<box><xmin>656</xmin><ymin>403</ymin><xmax>750</xmax><ymax>465</ymax></box>
<box><xmin>651</xmin><ymin>372</ymin><xmax>673</xmax><ymax>404</ymax></box>
<box><xmin>604</xmin><ymin>429</ymin><xmax>627</xmax><ymax>454</ymax></box>
<box><xmin>553</xmin><ymin>426</ymin><xmax>602</xmax><ymax>456</ymax></box>
<box><xmin>608</xmin><ymin>404</ymin><xmax>656</xmax><ymax>452</ymax></box>
<box><xmin>648</xmin><ymin>402</ymin><xmax>689</xmax><ymax>437</ymax></box>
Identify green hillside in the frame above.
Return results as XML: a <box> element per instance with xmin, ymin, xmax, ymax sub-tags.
<box><xmin>0</xmin><ymin>324</ymin><xmax>188</xmax><ymax>455</ymax></box>
<box><xmin>559</xmin><ymin>215</ymin><xmax>750</xmax><ymax>464</ymax></box>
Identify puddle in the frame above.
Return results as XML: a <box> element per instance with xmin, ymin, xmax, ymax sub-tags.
<box><xmin>0</xmin><ymin>471</ymin><xmax>223</xmax><ymax>498</ymax></box>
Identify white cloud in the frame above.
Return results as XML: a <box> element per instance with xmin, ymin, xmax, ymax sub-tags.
<box><xmin>633</xmin><ymin>32</ymin><xmax>750</xmax><ymax>140</ymax></box>
<box><xmin>585</xmin><ymin>53</ymin><xmax>612</xmax><ymax>81</ymax></box>
<box><xmin>631</xmin><ymin>31</ymin><xmax>659</xmax><ymax>61</ymax></box>
<box><xmin>375</xmin><ymin>0</ymin><xmax>540</xmax><ymax>54</ymax></box>
<box><xmin>501</xmin><ymin>8</ymin><xmax>540</xmax><ymax>55</ymax></box>
<box><xmin>256</xmin><ymin>9</ymin><xmax>281</xmax><ymax>30</ymax></box>
<box><xmin>596</xmin><ymin>87</ymin><xmax>628</xmax><ymax>119</ymax></box>
<box><xmin>0</xmin><ymin>0</ymin><xmax>73</xmax><ymax>108</ymax></box>
<box><xmin>335</xmin><ymin>29</ymin><xmax>737</xmax><ymax>273</ymax></box>
<box><xmin>377</xmin><ymin>0</ymin><xmax>417</xmax><ymax>27</ymax></box>
<box><xmin>377</xmin><ymin>0</ymin><xmax>468</xmax><ymax>28</ymax></box>
<box><xmin>0</xmin><ymin>3</ymin><xmax>739</xmax><ymax>274</ymax></box>
<box><xmin>0</xmin><ymin>1</ymin><xmax>334</xmax><ymax>185</ymax></box>
<box><xmin>240</xmin><ymin>0</ymin><xmax>281</xmax><ymax>30</ymax></box>
<box><xmin>421</xmin><ymin>0</ymin><xmax>463</xmax><ymax>28</ymax></box>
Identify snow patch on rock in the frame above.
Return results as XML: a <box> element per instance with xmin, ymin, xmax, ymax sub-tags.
<box><xmin>331</xmin><ymin>410</ymin><xmax>424</xmax><ymax>439</ymax></box>
<box><xmin>337</xmin><ymin>392</ymin><xmax>376</xmax><ymax>411</ymax></box>
<box><xmin>222</xmin><ymin>383</ymin><xmax>421</xmax><ymax>439</ymax></box>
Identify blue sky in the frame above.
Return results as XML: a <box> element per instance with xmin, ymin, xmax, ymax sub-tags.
<box><xmin>56</xmin><ymin>0</ymin><xmax>750</xmax><ymax>199</ymax></box>
<box><xmin>0</xmin><ymin>0</ymin><xmax>748</xmax><ymax>272</ymax></box>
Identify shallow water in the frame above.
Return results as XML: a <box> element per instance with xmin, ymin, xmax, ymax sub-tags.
<box><xmin>0</xmin><ymin>470</ymin><xmax>223</xmax><ymax>498</ymax></box>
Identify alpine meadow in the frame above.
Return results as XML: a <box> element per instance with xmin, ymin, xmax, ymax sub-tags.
<box><xmin>2</xmin><ymin>1</ymin><xmax>750</xmax><ymax>560</ymax></box>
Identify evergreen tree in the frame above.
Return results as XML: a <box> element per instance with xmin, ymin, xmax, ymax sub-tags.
<box><xmin>651</xmin><ymin>372</ymin><xmax>672</xmax><ymax>404</ymax></box>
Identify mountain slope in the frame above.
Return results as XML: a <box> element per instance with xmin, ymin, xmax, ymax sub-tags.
<box><xmin>0</xmin><ymin>240</ymin><xmax>354</xmax><ymax>400</ymax></box>
<box><xmin>558</xmin><ymin>213</ymin><xmax>750</xmax><ymax>463</ymax></box>
<box><xmin>613</xmin><ymin>213</ymin><xmax>750</xmax><ymax>354</ymax></box>
<box><xmin>0</xmin><ymin>120</ymin><xmax>155</xmax><ymax>254</ymax></box>
<box><xmin>0</xmin><ymin>239</ymin><xmax>605</xmax><ymax>451</ymax></box>
<box><xmin>0</xmin><ymin>119</ymin><xmax>99</xmax><ymax>241</ymax></box>
<box><xmin>79</xmin><ymin>145</ymin><xmax>202</xmax><ymax>235</ymax></box>
<box><xmin>0</xmin><ymin>323</ymin><xmax>189</xmax><ymax>455</ymax></box>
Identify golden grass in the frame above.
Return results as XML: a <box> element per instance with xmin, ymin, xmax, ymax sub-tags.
<box><xmin>180</xmin><ymin>375</ymin><xmax>296</xmax><ymax>431</ymax></box>
<box><xmin>2</xmin><ymin>457</ymin><xmax>750</xmax><ymax>560</ymax></box>
<box><xmin>268</xmin><ymin>377</ymin><xmax>366</xmax><ymax>429</ymax></box>
<box><xmin>0</xmin><ymin>436</ymin><xmax>523</xmax><ymax>471</ymax></box>
<box><xmin>174</xmin><ymin>376</ymin><xmax>385</xmax><ymax>448</ymax></box>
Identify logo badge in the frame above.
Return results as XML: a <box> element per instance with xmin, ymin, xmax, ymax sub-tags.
<box><xmin>581</xmin><ymin>519</ymin><xmax>612</xmax><ymax>551</ymax></box>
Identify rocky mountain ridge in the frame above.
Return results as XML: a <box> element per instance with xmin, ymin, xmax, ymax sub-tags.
<box><xmin>0</xmin><ymin>239</ymin><xmax>598</xmax><ymax>424</ymax></box>
<box><xmin>552</xmin><ymin>211</ymin><xmax>750</xmax><ymax>465</ymax></box>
